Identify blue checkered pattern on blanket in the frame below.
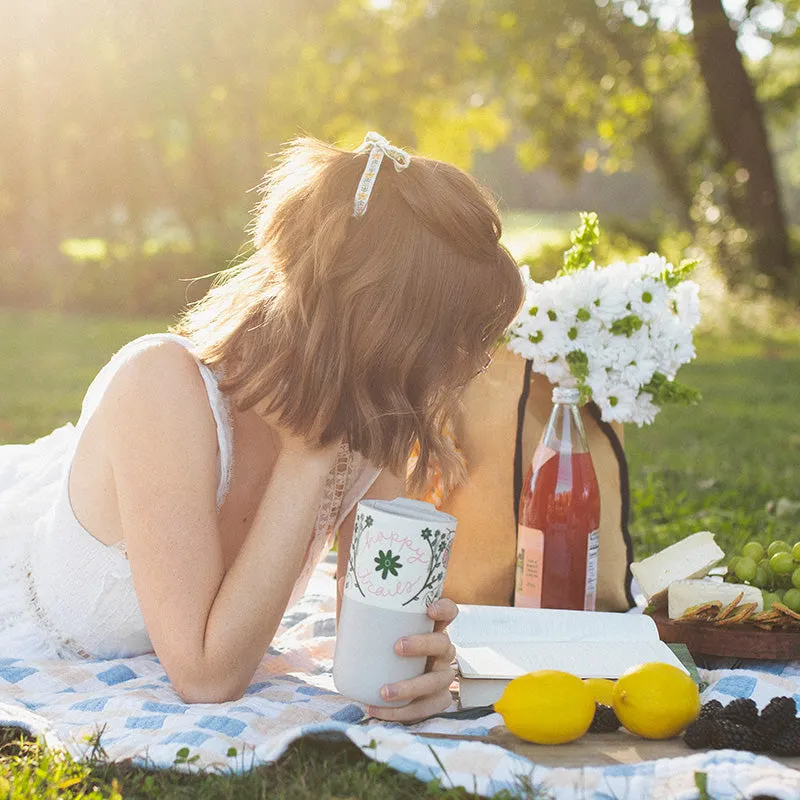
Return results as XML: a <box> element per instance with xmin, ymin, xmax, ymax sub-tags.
<box><xmin>2</xmin><ymin>561</ymin><xmax>799</xmax><ymax>800</ymax></box>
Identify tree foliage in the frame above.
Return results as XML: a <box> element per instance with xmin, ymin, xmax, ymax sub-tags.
<box><xmin>0</xmin><ymin>0</ymin><xmax>798</xmax><ymax>312</ymax></box>
<box><xmin>312</xmin><ymin>0</ymin><xmax>799</xmax><ymax>292</ymax></box>
<box><xmin>310</xmin><ymin>2</ymin><xmax>705</xmax><ymax>188</ymax></box>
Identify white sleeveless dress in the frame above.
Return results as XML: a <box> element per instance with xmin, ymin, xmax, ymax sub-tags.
<box><xmin>0</xmin><ymin>333</ymin><xmax>380</xmax><ymax>661</ymax></box>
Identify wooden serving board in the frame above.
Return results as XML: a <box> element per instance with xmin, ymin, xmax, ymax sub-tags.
<box><xmin>651</xmin><ymin>608</ymin><xmax>800</xmax><ymax>660</ymax></box>
<box><xmin>416</xmin><ymin>728</ymin><xmax>800</xmax><ymax>771</ymax></box>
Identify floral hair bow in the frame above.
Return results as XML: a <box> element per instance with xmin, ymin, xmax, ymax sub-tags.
<box><xmin>352</xmin><ymin>131</ymin><xmax>411</xmax><ymax>217</ymax></box>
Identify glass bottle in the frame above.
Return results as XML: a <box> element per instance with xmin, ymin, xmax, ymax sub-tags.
<box><xmin>515</xmin><ymin>386</ymin><xmax>601</xmax><ymax>610</ymax></box>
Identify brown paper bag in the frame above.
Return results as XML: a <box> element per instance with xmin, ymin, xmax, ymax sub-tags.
<box><xmin>441</xmin><ymin>347</ymin><xmax>634</xmax><ymax>612</ymax></box>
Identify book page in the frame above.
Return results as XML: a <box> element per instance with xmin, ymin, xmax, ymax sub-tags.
<box><xmin>448</xmin><ymin>605</ymin><xmax>660</xmax><ymax>647</ymax></box>
<box><xmin>456</xmin><ymin>640</ymin><xmax>686</xmax><ymax>680</ymax></box>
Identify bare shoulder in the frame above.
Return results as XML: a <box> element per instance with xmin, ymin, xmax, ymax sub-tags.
<box><xmin>99</xmin><ymin>340</ymin><xmax>218</xmax><ymax>468</ymax></box>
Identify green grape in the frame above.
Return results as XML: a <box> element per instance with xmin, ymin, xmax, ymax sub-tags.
<box><xmin>742</xmin><ymin>541</ymin><xmax>764</xmax><ymax>562</ymax></box>
<box><xmin>782</xmin><ymin>588</ymin><xmax>800</xmax><ymax>613</ymax></box>
<box><xmin>770</xmin><ymin>551</ymin><xmax>795</xmax><ymax>575</ymax></box>
<box><xmin>793</xmin><ymin>542</ymin><xmax>800</xmax><ymax>561</ymax></box>
<box><xmin>753</xmin><ymin>564</ymin><xmax>772</xmax><ymax>589</ymax></box>
<box><xmin>767</xmin><ymin>540</ymin><xmax>791</xmax><ymax>558</ymax></box>
<box><xmin>793</xmin><ymin>566</ymin><xmax>800</xmax><ymax>590</ymax></box>
<box><xmin>734</xmin><ymin>556</ymin><xmax>758</xmax><ymax>583</ymax></box>
<box><xmin>762</xmin><ymin>591</ymin><xmax>782</xmax><ymax>610</ymax></box>
<box><xmin>726</xmin><ymin>555</ymin><xmax>741</xmax><ymax>576</ymax></box>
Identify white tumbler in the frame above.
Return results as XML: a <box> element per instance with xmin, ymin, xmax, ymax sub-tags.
<box><xmin>333</xmin><ymin>498</ymin><xmax>457</xmax><ymax>707</ymax></box>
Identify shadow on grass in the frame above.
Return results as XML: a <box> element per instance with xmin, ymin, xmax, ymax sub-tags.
<box><xmin>0</xmin><ymin>725</ymin><xmax>551</xmax><ymax>800</ymax></box>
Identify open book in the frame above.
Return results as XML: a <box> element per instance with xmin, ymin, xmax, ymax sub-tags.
<box><xmin>449</xmin><ymin>605</ymin><xmax>687</xmax><ymax>709</ymax></box>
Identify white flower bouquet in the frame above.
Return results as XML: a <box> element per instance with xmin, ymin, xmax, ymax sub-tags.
<box><xmin>507</xmin><ymin>213</ymin><xmax>701</xmax><ymax>425</ymax></box>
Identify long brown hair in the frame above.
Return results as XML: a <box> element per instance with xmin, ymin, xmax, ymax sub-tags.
<box><xmin>173</xmin><ymin>136</ymin><xmax>524</xmax><ymax>493</ymax></box>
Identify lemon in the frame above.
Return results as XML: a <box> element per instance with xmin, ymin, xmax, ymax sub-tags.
<box><xmin>494</xmin><ymin>670</ymin><xmax>596</xmax><ymax>745</ymax></box>
<box><xmin>583</xmin><ymin>678</ymin><xmax>616</xmax><ymax>706</ymax></box>
<box><xmin>612</xmin><ymin>662</ymin><xmax>700</xmax><ymax>740</ymax></box>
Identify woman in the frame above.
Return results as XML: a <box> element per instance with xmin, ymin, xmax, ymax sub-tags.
<box><xmin>0</xmin><ymin>133</ymin><xmax>524</xmax><ymax>722</ymax></box>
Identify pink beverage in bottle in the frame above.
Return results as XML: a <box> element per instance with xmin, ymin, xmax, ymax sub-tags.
<box><xmin>515</xmin><ymin>386</ymin><xmax>601</xmax><ymax>610</ymax></box>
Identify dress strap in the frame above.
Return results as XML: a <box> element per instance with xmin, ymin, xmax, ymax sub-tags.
<box><xmin>74</xmin><ymin>333</ymin><xmax>233</xmax><ymax>509</ymax></box>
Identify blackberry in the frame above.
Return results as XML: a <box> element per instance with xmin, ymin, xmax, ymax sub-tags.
<box><xmin>756</xmin><ymin>696</ymin><xmax>797</xmax><ymax>740</ymax></box>
<box><xmin>771</xmin><ymin>719</ymin><xmax>800</xmax><ymax>757</ymax></box>
<box><xmin>711</xmin><ymin>720</ymin><xmax>759</xmax><ymax>751</ymax></box>
<box><xmin>749</xmin><ymin>730</ymin><xmax>772</xmax><ymax>753</ymax></box>
<box><xmin>589</xmin><ymin>704</ymin><xmax>621</xmax><ymax>733</ymax></box>
<box><xmin>699</xmin><ymin>699</ymin><xmax>724</xmax><ymax>721</ymax></box>
<box><xmin>721</xmin><ymin>698</ymin><xmax>759</xmax><ymax>728</ymax></box>
<box><xmin>683</xmin><ymin>718</ymin><xmax>714</xmax><ymax>749</ymax></box>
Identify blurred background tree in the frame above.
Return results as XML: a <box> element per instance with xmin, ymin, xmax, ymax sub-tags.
<box><xmin>1</xmin><ymin>0</ymin><xmax>798</xmax><ymax>314</ymax></box>
<box><xmin>317</xmin><ymin>0</ymin><xmax>800</xmax><ymax>289</ymax></box>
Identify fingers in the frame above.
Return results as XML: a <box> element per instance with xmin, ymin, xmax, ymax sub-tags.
<box><xmin>427</xmin><ymin>598</ymin><xmax>458</xmax><ymax>632</ymax></box>
<box><xmin>366</xmin><ymin>687</ymin><xmax>454</xmax><ymax>724</ymax></box>
<box><xmin>362</xmin><ymin>599</ymin><xmax>459</xmax><ymax>724</ymax></box>
<box><xmin>395</xmin><ymin>631</ymin><xmax>455</xmax><ymax>662</ymax></box>
<box><xmin>378</xmin><ymin>665</ymin><xmax>457</xmax><ymax>705</ymax></box>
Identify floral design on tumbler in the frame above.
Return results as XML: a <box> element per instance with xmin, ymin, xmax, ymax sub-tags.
<box><xmin>343</xmin><ymin>501</ymin><xmax>456</xmax><ymax>613</ymax></box>
<box><xmin>401</xmin><ymin>528</ymin><xmax>451</xmax><ymax>607</ymax></box>
<box><xmin>374</xmin><ymin>550</ymin><xmax>403</xmax><ymax>579</ymax></box>
<box><xmin>345</xmin><ymin>513</ymin><xmax>373</xmax><ymax>598</ymax></box>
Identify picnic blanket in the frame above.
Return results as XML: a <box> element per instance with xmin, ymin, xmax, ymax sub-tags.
<box><xmin>2</xmin><ymin>557</ymin><xmax>799</xmax><ymax>799</ymax></box>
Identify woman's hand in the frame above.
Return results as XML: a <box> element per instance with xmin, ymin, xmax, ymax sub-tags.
<box><xmin>366</xmin><ymin>599</ymin><xmax>459</xmax><ymax>723</ymax></box>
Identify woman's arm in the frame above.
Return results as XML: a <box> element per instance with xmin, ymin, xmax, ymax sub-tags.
<box><xmin>101</xmin><ymin>343</ymin><xmax>338</xmax><ymax>703</ymax></box>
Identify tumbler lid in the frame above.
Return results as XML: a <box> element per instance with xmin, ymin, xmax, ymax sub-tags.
<box><xmin>359</xmin><ymin>497</ymin><xmax>457</xmax><ymax>525</ymax></box>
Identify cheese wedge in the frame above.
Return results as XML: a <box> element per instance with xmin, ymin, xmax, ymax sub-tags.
<box><xmin>668</xmin><ymin>579</ymin><xmax>763</xmax><ymax>619</ymax></box>
<box><xmin>631</xmin><ymin>531</ymin><xmax>725</xmax><ymax>605</ymax></box>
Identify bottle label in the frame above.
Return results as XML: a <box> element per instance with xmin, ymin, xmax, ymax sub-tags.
<box><xmin>515</xmin><ymin>525</ymin><xmax>544</xmax><ymax>608</ymax></box>
<box><xmin>584</xmin><ymin>529</ymin><xmax>600</xmax><ymax>611</ymax></box>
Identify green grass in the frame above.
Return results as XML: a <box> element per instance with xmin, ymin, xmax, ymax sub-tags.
<box><xmin>500</xmin><ymin>211</ymin><xmax>574</xmax><ymax>262</ymax></box>
<box><xmin>1</xmin><ymin>727</ymin><xmax>534</xmax><ymax>800</ymax></box>
<box><xmin>625</xmin><ymin>331</ymin><xmax>800</xmax><ymax>558</ymax></box>
<box><xmin>0</xmin><ymin>311</ymin><xmax>167</xmax><ymax>443</ymax></box>
<box><xmin>1</xmin><ymin>307</ymin><xmax>800</xmax><ymax>797</ymax></box>
<box><xmin>3</xmin><ymin>308</ymin><xmax>798</xmax><ymax>563</ymax></box>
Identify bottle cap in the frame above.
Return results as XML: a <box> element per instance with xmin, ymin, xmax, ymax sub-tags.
<box><xmin>552</xmin><ymin>386</ymin><xmax>581</xmax><ymax>404</ymax></box>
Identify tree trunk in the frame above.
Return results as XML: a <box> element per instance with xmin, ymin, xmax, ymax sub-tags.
<box><xmin>586</xmin><ymin>16</ymin><xmax>697</xmax><ymax>231</ymax></box>
<box><xmin>690</xmin><ymin>0</ymin><xmax>795</xmax><ymax>293</ymax></box>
